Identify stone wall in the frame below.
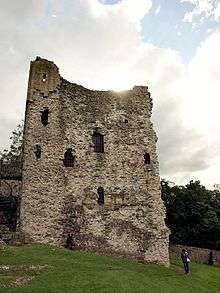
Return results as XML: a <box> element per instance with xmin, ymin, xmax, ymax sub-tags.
<box><xmin>0</xmin><ymin>160</ymin><xmax>22</xmax><ymax>232</ymax></box>
<box><xmin>0</xmin><ymin>160</ymin><xmax>22</xmax><ymax>180</ymax></box>
<box><xmin>170</xmin><ymin>244</ymin><xmax>220</xmax><ymax>266</ymax></box>
<box><xmin>0</xmin><ymin>179</ymin><xmax>21</xmax><ymax>198</ymax></box>
<box><xmin>20</xmin><ymin>57</ymin><xmax>169</xmax><ymax>265</ymax></box>
<box><xmin>0</xmin><ymin>179</ymin><xmax>21</xmax><ymax>236</ymax></box>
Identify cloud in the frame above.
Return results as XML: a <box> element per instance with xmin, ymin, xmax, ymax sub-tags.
<box><xmin>214</xmin><ymin>2</ymin><xmax>220</xmax><ymax>20</ymax></box>
<box><xmin>182</xmin><ymin>32</ymin><xmax>220</xmax><ymax>136</ymax></box>
<box><xmin>0</xmin><ymin>0</ymin><xmax>219</xmax><ymax>187</ymax></box>
<box><xmin>177</xmin><ymin>32</ymin><xmax>220</xmax><ymax>185</ymax></box>
<box><xmin>183</xmin><ymin>10</ymin><xmax>195</xmax><ymax>22</ymax></box>
<box><xmin>155</xmin><ymin>5</ymin><xmax>161</xmax><ymax>15</ymax></box>
<box><xmin>0</xmin><ymin>115</ymin><xmax>19</xmax><ymax>153</ymax></box>
<box><xmin>181</xmin><ymin>0</ymin><xmax>220</xmax><ymax>24</ymax></box>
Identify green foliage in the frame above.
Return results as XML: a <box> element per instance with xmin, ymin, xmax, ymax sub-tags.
<box><xmin>0</xmin><ymin>245</ymin><xmax>220</xmax><ymax>292</ymax></box>
<box><xmin>0</xmin><ymin>122</ymin><xmax>24</xmax><ymax>162</ymax></box>
<box><xmin>161</xmin><ymin>179</ymin><xmax>220</xmax><ymax>250</ymax></box>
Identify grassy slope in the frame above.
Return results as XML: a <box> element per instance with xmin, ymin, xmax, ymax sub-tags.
<box><xmin>0</xmin><ymin>245</ymin><xmax>219</xmax><ymax>293</ymax></box>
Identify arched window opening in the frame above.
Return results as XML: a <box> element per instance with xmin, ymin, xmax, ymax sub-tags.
<box><xmin>144</xmin><ymin>153</ymin><xmax>151</xmax><ymax>165</ymax></box>
<box><xmin>97</xmin><ymin>187</ymin><xmax>104</xmax><ymax>205</ymax></box>
<box><xmin>35</xmin><ymin>145</ymin><xmax>41</xmax><ymax>159</ymax></box>
<box><xmin>41</xmin><ymin>109</ymin><xmax>49</xmax><ymax>126</ymax></box>
<box><xmin>63</xmin><ymin>148</ymin><xmax>75</xmax><ymax>167</ymax></box>
<box><xmin>42</xmin><ymin>73</ymin><xmax>47</xmax><ymax>82</ymax></box>
<box><xmin>92</xmin><ymin>132</ymin><xmax>104</xmax><ymax>153</ymax></box>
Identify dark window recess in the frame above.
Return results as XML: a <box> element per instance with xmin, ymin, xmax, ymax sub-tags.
<box><xmin>35</xmin><ymin>145</ymin><xmax>41</xmax><ymax>159</ymax></box>
<box><xmin>97</xmin><ymin>187</ymin><xmax>104</xmax><ymax>205</ymax></box>
<box><xmin>42</xmin><ymin>73</ymin><xmax>47</xmax><ymax>82</ymax></box>
<box><xmin>40</xmin><ymin>92</ymin><xmax>47</xmax><ymax>99</ymax></box>
<box><xmin>92</xmin><ymin>132</ymin><xmax>104</xmax><ymax>153</ymax></box>
<box><xmin>41</xmin><ymin>109</ymin><xmax>49</xmax><ymax>126</ymax></box>
<box><xmin>63</xmin><ymin>148</ymin><xmax>75</xmax><ymax>167</ymax></box>
<box><xmin>144</xmin><ymin>153</ymin><xmax>151</xmax><ymax>164</ymax></box>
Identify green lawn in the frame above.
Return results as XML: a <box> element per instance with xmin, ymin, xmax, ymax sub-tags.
<box><xmin>0</xmin><ymin>245</ymin><xmax>219</xmax><ymax>293</ymax></box>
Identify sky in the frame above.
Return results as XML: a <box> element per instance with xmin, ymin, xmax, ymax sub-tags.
<box><xmin>0</xmin><ymin>0</ymin><xmax>220</xmax><ymax>188</ymax></box>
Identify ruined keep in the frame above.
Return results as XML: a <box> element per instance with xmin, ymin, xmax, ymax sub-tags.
<box><xmin>20</xmin><ymin>57</ymin><xmax>169</xmax><ymax>265</ymax></box>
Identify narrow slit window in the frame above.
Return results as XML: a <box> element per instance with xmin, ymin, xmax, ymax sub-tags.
<box><xmin>41</xmin><ymin>109</ymin><xmax>49</xmax><ymax>126</ymax></box>
<box><xmin>42</xmin><ymin>73</ymin><xmax>47</xmax><ymax>82</ymax></box>
<box><xmin>92</xmin><ymin>132</ymin><xmax>104</xmax><ymax>153</ymax></box>
<box><xmin>63</xmin><ymin>148</ymin><xmax>75</xmax><ymax>167</ymax></box>
<box><xmin>97</xmin><ymin>187</ymin><xmax>104</xmax><ymax>205</ymax></box>
<box><xmin>35</xmin><ymin>145</ymin><xmax>41</xmax><ymax>159</ymax></box>
<box><xmin>144</xmin><ymin>153</ymin><xmax>151</xmax><ymax>164</ymax></box>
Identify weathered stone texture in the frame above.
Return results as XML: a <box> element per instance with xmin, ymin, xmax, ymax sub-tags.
<box><xmin>20</xmin><ymin>57</ymin><xmax>169</xmax><ymax>265</ymax></box>
<box><xmin>0</xmin><ymin>160</ymin><xmax>22</xmax><ymax>180</ymax></box>
<box><xmin>0</xmin><ymin>180</ymin><xmax>21</xmax><ymax>198</ymax></box>
<box><xmin>0</xmin><ymin>162</ymin><xmax>22</xmax><ymax>232</ymax></box>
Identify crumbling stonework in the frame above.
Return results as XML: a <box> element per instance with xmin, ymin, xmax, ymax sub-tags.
<box><xmin>0</xmin><ymin>179</ymin><xmax>21</xmax><ymax>198</ymax></box>
<box><xmin>0</xmin><ymin>161</ymin><xmax>22</xmax><ymax>232</ymax></box>
<box><xmin>20</xmin><ymin>57</ymin><xmax>169</xmax><ymax>265</ymax></box>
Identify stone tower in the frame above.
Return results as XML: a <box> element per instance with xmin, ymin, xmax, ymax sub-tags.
<box><xmin>20</xmin><ymin>57</ymin><xmax>169</xmax><ymax>265</ymax></box>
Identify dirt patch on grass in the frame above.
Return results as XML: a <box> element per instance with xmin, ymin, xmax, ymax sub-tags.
<box><xmin>0</xmin><ymin>264</ymin><xmax>50</xmax><ymax>288</ymax></box>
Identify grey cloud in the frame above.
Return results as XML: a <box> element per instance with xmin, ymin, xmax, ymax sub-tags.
<box><xmin>0</xmin><ymin>115</ymin><xmax>20</xmax><ymax>151</ymax></box>
<box><xmin>153</xmin><ymin>99</ymin><xmax>213</xmax><ymax>178</ymax></box>
<box><xmin>0</xmin><ymin>0</ymin><xmax>218</xmax><ymax>186</ymax></box>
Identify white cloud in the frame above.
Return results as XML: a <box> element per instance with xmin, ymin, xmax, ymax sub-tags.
<box><xmin>182</xmin><ymin>32</ymin><xmax>220</xmax><ymax>135</ymax></box>
<box><xmin>155</xmin><ymin>5</ymin><xmax>161</xmax><ymax>15</ymax></box>
<box><xmin>214</xmin><ymin>2</ymin><xmax>220</xmax><ymax>20</ymax></box>
<box><xmin>0</xmin><ymin>0</ymin><xmax>219</xmax><ymax>187</ymax></box>
<box><xmin>181</xmin><ymin>0</ymin><xmax>220</xmax><ymax>24</ymax></box>
<box><xmin>85</xmin><ymin>0</ymin><xmax>152</xmax><ymax>22</ymax></box>
<box><xmin>177</xmin><ymin>32</ymin><xmax>220</xmax><ymax>186</ymax></box>
<box><xmin>183</xmin><ymin>10</ymin><xmax>194</xmax><ymax>22</ymax></box>
<box><xmin>206</xmin><ymin>27</ymin><xmax>214</xmax><ymax>33</ymax></box>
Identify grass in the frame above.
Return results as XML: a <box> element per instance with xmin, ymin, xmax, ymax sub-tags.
<box><xmin>0</xmin><ymin>245</ymin><xmax>219</xmax><ymax>293</ymax></box>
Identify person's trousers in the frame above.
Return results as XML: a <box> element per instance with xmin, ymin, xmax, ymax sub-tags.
<box><xmin>183</xmin><ymin>261</ymin><xmax>189</xmax><ymax>274</ymax></box>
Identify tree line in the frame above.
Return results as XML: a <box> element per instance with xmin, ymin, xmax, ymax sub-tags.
<box><xmin>161</xmin><ymin>179</ymin><xmax>220</xmax><ymax>250</ymax></box>
<box><xmin>0</xmin><ymin>122</ymin><xmax>23</xmax><ymax>162</ymax></box>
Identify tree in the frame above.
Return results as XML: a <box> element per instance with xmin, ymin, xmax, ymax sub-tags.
<box><xmin>161</xmin><ymin>179</ymin><xmax>220</xmax><ymax>250</ymax></box>
<box><xmin>0</xmin><ymin>122</ymin><xmax>24</xmax><ymax>162</ymax></box>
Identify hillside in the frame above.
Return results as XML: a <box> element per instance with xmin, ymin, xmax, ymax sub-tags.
<box><xmin>0</xmin><ymin>245</ymin><xmax>219</xmax><ymax>293</ymax></box>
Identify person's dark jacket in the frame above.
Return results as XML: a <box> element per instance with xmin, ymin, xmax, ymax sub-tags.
<box><xmin>181</xmin><ymin>251</ymin><xmax>189</xmax><ymax>263</ymax></box>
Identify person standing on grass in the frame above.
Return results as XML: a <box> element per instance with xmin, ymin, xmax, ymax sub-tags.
<box><xmin>181</xmin><ymin>248</ymin><xmax>190</xmax><ymax>274</ymax></box>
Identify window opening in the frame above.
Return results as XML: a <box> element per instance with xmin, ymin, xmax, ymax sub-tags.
<box><xmin>92</xmin><ymin>132</ymin><xmax>104</xmax><ymax>153</ymax></box>
<box><xmin>35</xmin><ymin>145</ymin><xmax>41</xmax><ymax>159</ymax></box>
<box><xmin>144</xmin><ymin>153</ymin><xmax>151</xmax><ymax>164</ymax></box>
<box><xmin>42</xmin><ymin>73</ymin><xmax>47</xmax><ymax>82</ymax></box>
<box><xmin>97</xmin><ymin>187</ymin><xmax>104</xmax><ymax>205</ymax></box>
<box><xmin>63</xmin><ymin>148</ymin><xmax>75</xmax><ymax>167</ymax></box>
<box><xmin>41</xmin><ymin>109</ymin><xmax>49</xmax><ymax>126</ymax></box>
<box><xmin>40</xmin><ymin>92</ymin><xmax>47</xmax><ymax>99</ymax></box>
